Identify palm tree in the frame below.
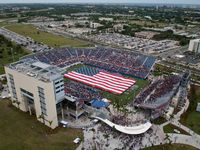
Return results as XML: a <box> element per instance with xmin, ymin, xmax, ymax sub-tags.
<box><xmin>47</xmin><ymin>120</ymin><xmax>53</xmax><ymax>133</ymax></box>
<box><xmin>103</xmin><ymin>133</ymin><xmax>110</xmax><ymax>147</ymax></box>
<box><xmin>48</xmin><ymin>120</ymin><xmax>53</xmax><ymax>128</ymax></box>
<box><xmin>164</xmin><ymin>134</ymin><xmax>171</xmax><ymax>143</ymax></box>
<box><xmin>16</xmin><ymin>101</ymin><xmax>20</xmax><ymax>109</ymax></box>
<box><xmin>12</xmin><ymin>100</ymin><xmax>17</xmax><ymax>105</ymax></box>
<box><xmin>112</xmin><ymin>125</ymin><xmax>116</xmax><ymax>132</ymax></box>
<box><xmin>91</xmin><ymin>128</ymin><xmax>96</xmax><ymax>140</ymax></box>
<box><xmin>12</xmin><ymin>100</ymin><xmax>20</xmax><ymax>109</ymax></box>
<box><xmin>38</xmin><ymin>114</ymin><xmax>45</xmax><ymax>124</ymax></box>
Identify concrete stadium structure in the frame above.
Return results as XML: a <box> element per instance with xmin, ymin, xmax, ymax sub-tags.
<box><xmin>5</xmin><ymin>59</ymin><xmax>64</xmax><ymax>129</ymax></box>
<box><xmin>4</xmin><ymin>47</ymin><xmax>156</xmax><ymax>132</ymax></box>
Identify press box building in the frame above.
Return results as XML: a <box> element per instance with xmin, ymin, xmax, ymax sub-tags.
<box><xmin>5</xmin><ymin>58</ymin><xmax>65</xmax><ymax>129</ymax></box>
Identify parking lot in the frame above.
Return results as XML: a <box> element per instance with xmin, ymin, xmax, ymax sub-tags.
<box><xmin>86</xmin><ymin>33</ymin><xmax>179</xmax><ymax>54</ymax></box>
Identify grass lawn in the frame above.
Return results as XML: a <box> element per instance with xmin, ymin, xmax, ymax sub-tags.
<box><xmin>0</xmin><ymin>21</ymin><xmax>11</xmax><ymax>27</ymax></box>
<box><xmin>142</xmin><ymin>144</ymin><xmax>198</xmax><ymax>150</ymax></box>
<box><xmin>102</xmin><ymin>77</ymin><xmax>149</xmax><ymax>107</ymax></box>
<box><xmin>163</xmin><ymin>124</ymin><xmax>190</xmax><ymax>135</ymax></box>
<box><xmin>5</xmin><ymin>24</ymin><xmax>91</xmax><ymax>48</ymax></box>
<box><xmin>180</xmin><ymin>85</ymin><xmax>200</xmax><ymax>134</ymax></box>
<box><xmin>151</xmin><ymin>117</ymin><xmax>166</xmax><ymax>125</ymax></box>
<box><xmin>0</xmin><ymin>100</ymin><xmax>83</xmax><ymax>150</ymax></box>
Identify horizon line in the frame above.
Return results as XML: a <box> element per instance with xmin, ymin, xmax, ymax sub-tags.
<box><xmin>0</xmin><ymin>2</ymin><xmax>200</xmax><ymax>5</ymax></box>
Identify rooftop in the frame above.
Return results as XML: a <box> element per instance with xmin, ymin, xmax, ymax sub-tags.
<box><xmin>8</xmin><ymin>58</ymin><xmax>63</xmax><ymax>82</ymax></box>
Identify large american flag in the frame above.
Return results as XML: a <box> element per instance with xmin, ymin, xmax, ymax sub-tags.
<box><xmin>64</xmin><ymin>71</ymin><xmax>136</xmax><ymax>94</ymax></box>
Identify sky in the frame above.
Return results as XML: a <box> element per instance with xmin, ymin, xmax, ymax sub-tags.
<box><xmin>0</xmin><ymin>0</ymin><xmax>200</xmax><ymax>4</ymax></box>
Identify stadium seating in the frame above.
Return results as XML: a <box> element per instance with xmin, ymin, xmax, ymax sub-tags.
<box><xmin>133</xmin><ymin>75</ymin><xmax>181</xmax><ymax>109</ymax></box>
<box><xmin>64</xmin><ymin>81</ymin><xmax>102</xmax><ymax>102</ymax></box>
<box><xmin>25</xmin><ymin>47</ymin><xmax>156</xmax><ymax>79</ymax></box>
<box><xmin>76</xmin><ymin>66</ymin><xmax>100</xmax><ymax>76</ymax></box>
<box><xmin>22</xmin><ymin>47</ymin><xmax>157</xmax><ymax>103</ymax></box>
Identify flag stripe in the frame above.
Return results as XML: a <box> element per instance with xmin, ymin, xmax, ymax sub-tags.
<box><xmin>67</xmin><ymin>72</ymin><xmax>126</xmax><ymax>91</ymax></box>
<box><xmin>72</xmin><ymin>71</ymin><xmax>132</xmax><ymax>88</ymax></box>
<box><xmin>64</xmin><ymin>74</ymin><xmax>123</xmax><ymax>94</ymax></box>
<box><xmin>95</xmin><ymin>73</ymin><xmax>135</xmax><ymax>85</ymax></box>
<box><xmin>99</xmin><ymin>72</ymin><xmax>135</xmax><ymax>82</ymax></box>
<box><xmin>64</xmin><ymin>71</ymin><xmax>136</xmax><ymax>94</ymax></box>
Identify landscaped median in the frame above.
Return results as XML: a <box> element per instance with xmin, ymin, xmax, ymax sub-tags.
<box><xmin>163</xmin><ymin>123</ymin><xmax>190</xmax><ymax>135</ymax></box>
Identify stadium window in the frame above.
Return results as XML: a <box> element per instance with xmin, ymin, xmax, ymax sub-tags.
<box><xmin>56</xmin><ymin>86</ymin><xmax>60</xmax><ymax>89</ymax></box>
<box><xmin>56</xmin><ymin>90</ymin><xmax>60</xmax><ymax>94</ymax></box>
<box><xmin>55</xmin><ymin>81</ymin><xmax>59</xmax><ymax>85</ymax></box>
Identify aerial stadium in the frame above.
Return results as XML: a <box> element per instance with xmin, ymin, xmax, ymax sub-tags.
<box><xmin>4</xmin><ymin>46</ymin><xmax>189</xmax><ymax>135</ymax></box>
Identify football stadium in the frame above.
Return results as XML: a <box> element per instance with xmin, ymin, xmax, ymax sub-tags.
<box><xmin>4</xmin><ymin>46</ymin><xmax>189</xmax><ymax>135</ymax></box>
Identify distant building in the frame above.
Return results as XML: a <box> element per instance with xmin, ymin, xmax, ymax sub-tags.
<box><xmin>135</xmin><ymin>31</ymin><xmax>159</xmax><ymax>39</ymax></box>
<box><xmin>113</xmin><ymin>24</ymin><xmax>125</xmax><ymax>32</ymax></box>
<box><xmin>99</xmin><ymin>17</ymin><xmax>113</xmax><ymax>22</ymax></box>
<box><xmin>188</xmin><ymin>39</ymin><xmax>200</xmax><ymax>53</ymax></box>
<box><xmin>28</xmin><ymin>17</ymin><xmax>54</xmax><ymax>23</ymax></box>
<box><xmin>90</xmin><ymin>22</ymin><xmax>103</xmax><ymax>29</ymax></box>
<box><xmin>71</xmin><ymin>12</ymin><xmax>101</xmax><ymax>16</ymax></box>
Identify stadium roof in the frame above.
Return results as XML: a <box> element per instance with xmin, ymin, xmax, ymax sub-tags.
<box><xmin>8</xmin><ymin>58</ymin><xmax>63</xmax><ymax>82</ymax></box>
<box><xmin>32</xmin><ymin>61</ymin><xmax>50</xmax><ymax>69</ymax></box>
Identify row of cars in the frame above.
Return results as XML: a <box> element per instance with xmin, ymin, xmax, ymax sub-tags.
<box><xmin>86</xmin><ymin>33</ymin><xmax>179</xmax><ymax>54</ymax></box>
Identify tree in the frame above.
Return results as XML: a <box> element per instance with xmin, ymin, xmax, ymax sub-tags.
<box><xmin>103</xmin><ymin>132</ymin><xmax>110</xmax><ymax>146</ymax></box>
<box><xmin>38</xmin><ymin>114</ymin><xmax>45</xmax><ymax>124</ymax></box>
<box><xmin>12</xmin><ymin>100</ymin><xmax>20</xmax><ymax>109</ymax></box>
<box><xmin>91</xmin><ymin>128</ymin><xmax>96</xmax><ymax>140</ymax></box>
<box><xmin>7</xmin><ymin>41</ymin><xmax>12</xmax><ymax>47</ymax></box>
<box><xmin>16</xmin><ymin>101</ymin><xmax>20</xmax><ymax>109</ymax></box>
<box><xmin>48</xmin><ymin>120</ymin><xmax>53</xmax><ymax>129</ymax></box>
<box><xmin>47</xmin><ymin>120</ymin><xmax>53</xmax><ymax>133</ymax></box>
<box><xmin>12</xmin><ymin>100</ymin><xmax>17</xmax><ymax>104</ymax></box>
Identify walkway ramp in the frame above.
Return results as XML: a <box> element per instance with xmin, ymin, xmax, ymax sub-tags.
<box><xmin>95</xmin><ymin>116</ymin><xmax>152</xmax><ymax>135</ymax></box>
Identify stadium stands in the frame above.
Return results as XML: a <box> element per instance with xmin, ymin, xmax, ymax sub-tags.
<box><xmin>24</xmin><ymin>47</ymin><xmax>156</xmax><ymax>102</ymax></box>
<box><xmin>25</xmin><ymin>47</ymin><xmax>156</xmax><ymax>79</ymax></box>
<box><xmin>133</xmin><ymin>75</ymin><xmax>181</xmax><ymax>109</ymax></box>
<box><xmin>64</xmin><ymin>81</ymin><xmax>102</xmax><ymax>102</ymax></box>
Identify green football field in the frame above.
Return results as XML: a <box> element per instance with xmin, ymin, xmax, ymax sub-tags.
<box><xmin>65</xmin><ymin>64</ymin><xmax>149</xmax><ymax>108</ymax></box>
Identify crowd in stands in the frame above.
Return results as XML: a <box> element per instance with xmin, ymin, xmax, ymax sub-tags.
<box><xmin>64</xmin><ymin>81</ymin><xmax>102</xmax><ymax>102</ymax></box>
<box><xmin>134</xmin><ymin>75</ymin><xmax>181</xmax><ymax>109</ymax></box>
<box><xmin>26</xmin><ymin>47</ymin><xmax>156</xmax><ymax>79</ymax></box>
